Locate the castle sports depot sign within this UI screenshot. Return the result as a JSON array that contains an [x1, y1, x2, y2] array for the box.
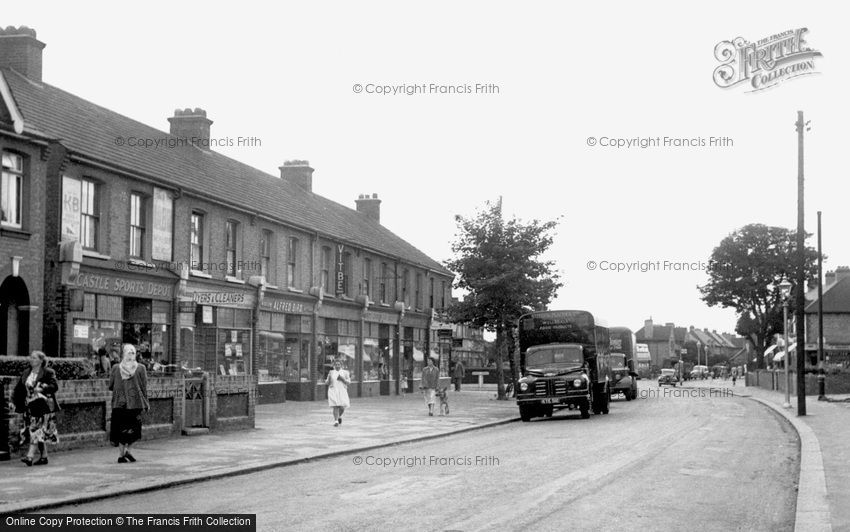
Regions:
[[713, 28, 822, 92], [69, 271, 173, 299]]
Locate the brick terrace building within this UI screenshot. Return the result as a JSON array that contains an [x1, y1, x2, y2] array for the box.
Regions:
[[0, 27, 454, 401], [804, 267, 850, 368]]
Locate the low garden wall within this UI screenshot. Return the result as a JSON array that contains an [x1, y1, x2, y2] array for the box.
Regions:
[[746, 369, 850, 395], [1, 373, 255, 457]]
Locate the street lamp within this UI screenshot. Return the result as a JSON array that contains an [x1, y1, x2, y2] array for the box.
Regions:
[[779, 280, 792, 408]]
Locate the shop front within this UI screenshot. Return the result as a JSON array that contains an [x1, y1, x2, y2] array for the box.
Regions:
[[400, 315, 431, 391], [65, 266, 176, 375], [363, 309, 399, 397], [178, 284, 255, 379], [256, 294, 314, 402]]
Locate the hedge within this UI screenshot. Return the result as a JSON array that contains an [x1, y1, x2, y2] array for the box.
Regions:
[[0, 356, 96, 380]]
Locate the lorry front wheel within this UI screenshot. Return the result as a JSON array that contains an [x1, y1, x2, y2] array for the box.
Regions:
[[519, 405, 533, 422], [580, 399, 590, 419], [601, 386, 610, 414]]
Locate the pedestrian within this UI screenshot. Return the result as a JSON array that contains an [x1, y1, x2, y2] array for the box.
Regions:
[[453, 360, 465, 392], [325, 358, 350, 427], [12, 351, 60, 466], [108, 344, 150, 463], [400, 371, 409, 396], [420, 357, 440, 416], [731, 366, 738, 386]]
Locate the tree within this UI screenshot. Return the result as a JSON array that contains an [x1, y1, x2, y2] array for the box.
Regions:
[[445, 199, 562, 399], [698, 224, 818, 369]]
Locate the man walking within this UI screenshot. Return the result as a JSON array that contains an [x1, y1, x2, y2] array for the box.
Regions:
[[453, 360, 465, 392], [420, 357, 440, 416]]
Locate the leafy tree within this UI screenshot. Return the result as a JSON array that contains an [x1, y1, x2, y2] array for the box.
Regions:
[[698, 224, 818, 369], [445, 199, 562, 399]]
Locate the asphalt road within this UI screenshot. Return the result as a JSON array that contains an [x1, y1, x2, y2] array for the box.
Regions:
[[48, 383, 799, 532]]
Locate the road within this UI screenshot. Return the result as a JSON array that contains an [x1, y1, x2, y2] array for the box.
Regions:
[[47, 382, 798, 531]]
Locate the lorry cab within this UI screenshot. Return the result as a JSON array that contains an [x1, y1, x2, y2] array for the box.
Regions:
[[609, 353, 638, 400], [516, 343, 597, 420]]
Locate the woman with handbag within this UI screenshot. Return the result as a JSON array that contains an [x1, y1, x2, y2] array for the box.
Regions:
[[325, 358, 350, 427], [12, 351, 60, 466], [108, 344, 150, 463]]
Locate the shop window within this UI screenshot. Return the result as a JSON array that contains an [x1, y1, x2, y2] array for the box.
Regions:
[[260, 229, 273, 284], [321, 246, 331, 294], [287, 237, 298, 288], [191, 212, 205, 271], [1, 151, 23, 228], [441, 280, 447, 309], [129, 193, 146, 258], [429, 277, 434, 309], [80, 179, 99, 250], [226, 220, 239, 277]]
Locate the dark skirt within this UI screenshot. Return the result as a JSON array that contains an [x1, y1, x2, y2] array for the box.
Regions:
[[110, 408, 143, 446]]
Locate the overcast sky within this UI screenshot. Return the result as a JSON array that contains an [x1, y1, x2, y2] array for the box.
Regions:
[[7, 2, 845, 336]]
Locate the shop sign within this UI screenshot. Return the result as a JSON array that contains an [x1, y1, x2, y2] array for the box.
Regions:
[[178, 301, 197, 313], [260, 298, 309, 314], [192, 292, 247, 305], [202, 305, 213, 324], [152, 187, 173, 261], [73, 324, 89, 339], [335, 244, 346, 296], [364, 310, 398, 325], [61, 176, 82, 241], [71, 271, 173, 298]]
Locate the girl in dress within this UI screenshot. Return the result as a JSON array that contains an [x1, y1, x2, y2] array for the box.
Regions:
[[325, 358, 351, 426]]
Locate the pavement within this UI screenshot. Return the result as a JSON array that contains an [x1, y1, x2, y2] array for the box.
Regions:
[[0, 388, 517, 514], [690, 378, 850, 532], [2, 379, 849, 532]]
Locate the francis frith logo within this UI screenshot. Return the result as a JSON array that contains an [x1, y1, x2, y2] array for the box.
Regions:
[[713, 28, 822, 92]]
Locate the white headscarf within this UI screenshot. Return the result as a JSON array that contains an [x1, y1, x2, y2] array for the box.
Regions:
[[119, 344, 138, 380]]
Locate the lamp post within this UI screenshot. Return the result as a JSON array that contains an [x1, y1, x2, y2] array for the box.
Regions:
[[780, 280, 792, 409]]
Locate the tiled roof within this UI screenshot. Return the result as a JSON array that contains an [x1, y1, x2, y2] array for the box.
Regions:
[[635, 325, 673, 343], [1, 68, 452, 276], [805, 276, 850, 313]]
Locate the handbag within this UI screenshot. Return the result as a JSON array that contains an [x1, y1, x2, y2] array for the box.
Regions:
[[26, 393, 51, 418]]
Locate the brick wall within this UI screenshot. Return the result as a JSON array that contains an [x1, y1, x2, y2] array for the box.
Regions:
[[806, 313, 850, 344], [746, 370, 850, 395], [2, 374, 256, 455]]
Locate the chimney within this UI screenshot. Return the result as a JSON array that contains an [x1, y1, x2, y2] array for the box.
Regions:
[[355, 193, 381, 223], [0, 26, 46, 83], [826, 270, 836, 287], [168, 108, 212, 150], [835, 266, 850, 282], [279, 160, 314, 192], [644, 318, 654, 339], [665, 322, 674, 328]]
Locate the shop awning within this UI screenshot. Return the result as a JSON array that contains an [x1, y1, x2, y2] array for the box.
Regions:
[[258, 331, 285, 341], [764, 344, 778, 356], [339, 344, 356, 359], [413, 347, 424, 362], [774, 343, 797, 362], [362, 352, 371, 362]]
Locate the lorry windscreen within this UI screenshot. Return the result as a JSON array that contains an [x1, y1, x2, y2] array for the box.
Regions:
[[526, 345, 583, 368]]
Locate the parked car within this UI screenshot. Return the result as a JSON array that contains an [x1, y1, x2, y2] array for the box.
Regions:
[[658, 368, 679, 387], [690, 365, 709, 380]]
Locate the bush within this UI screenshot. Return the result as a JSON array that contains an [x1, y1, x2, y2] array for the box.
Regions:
[[0, 356, 96, 380]]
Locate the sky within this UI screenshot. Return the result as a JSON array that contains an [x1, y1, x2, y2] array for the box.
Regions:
[[5, 1, 846, 336]]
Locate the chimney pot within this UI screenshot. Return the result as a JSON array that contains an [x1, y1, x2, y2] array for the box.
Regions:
[[355, 193, 382, 223], [0, 26, 46, 83], [280, 160, 314, 192], [168, 108, 213, 150]]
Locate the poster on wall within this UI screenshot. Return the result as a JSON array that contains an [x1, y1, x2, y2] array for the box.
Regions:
[[152, 187, 173, 261], [61, 175, 81, 241]]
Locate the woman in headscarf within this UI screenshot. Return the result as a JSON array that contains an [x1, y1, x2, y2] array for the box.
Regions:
[[108, 344, 150, 463], [325, 358, 350, 426], [12, 351, 60, 466]]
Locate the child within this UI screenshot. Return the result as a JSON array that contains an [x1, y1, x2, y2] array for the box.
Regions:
[[400, 372, 408, 396]]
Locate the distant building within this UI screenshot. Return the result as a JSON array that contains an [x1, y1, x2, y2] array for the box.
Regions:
[[804, 267, 850, 368]]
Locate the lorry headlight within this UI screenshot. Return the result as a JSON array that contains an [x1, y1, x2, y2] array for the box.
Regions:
[[572, 379, 582, 387], [520, 382, 529, 392]]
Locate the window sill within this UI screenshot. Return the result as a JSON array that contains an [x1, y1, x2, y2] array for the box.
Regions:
[[379, 302, 391, 308], [0, 227, 30, 239], [83, 250, 111, 261], [190, 270, 212, 279], [226, 276, 246, 284], [265, 284, 280, 290], [287, 287, 304, 293], [128, 258, 155, 269]]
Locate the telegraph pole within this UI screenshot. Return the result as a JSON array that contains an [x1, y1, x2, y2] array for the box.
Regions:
[[817, 211, 825, 400], [795, 111, 807, 416]]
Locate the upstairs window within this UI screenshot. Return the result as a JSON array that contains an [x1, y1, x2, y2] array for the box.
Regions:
[[0, 152, 23, 228], [287, 237, 298, 288], [190, 212, 205, 271], [129, 193, 146, 258], [80, 179, 99, 250], [226, 221, 239, 276]]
